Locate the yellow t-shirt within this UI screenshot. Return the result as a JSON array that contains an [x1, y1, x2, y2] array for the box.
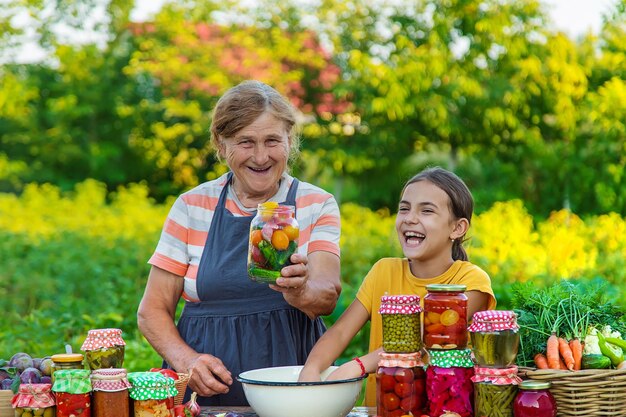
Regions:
[[355, 258, 497, 407]]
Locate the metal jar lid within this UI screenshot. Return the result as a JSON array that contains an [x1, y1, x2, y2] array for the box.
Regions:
[[426, 284, 467, 292], [519, 380, 551, 390]]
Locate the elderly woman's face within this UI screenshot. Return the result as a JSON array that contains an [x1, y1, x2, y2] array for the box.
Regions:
[[219, 111, 291, 204]]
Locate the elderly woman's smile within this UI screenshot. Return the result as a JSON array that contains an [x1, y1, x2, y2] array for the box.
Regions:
[[221, 111, 291, 207]]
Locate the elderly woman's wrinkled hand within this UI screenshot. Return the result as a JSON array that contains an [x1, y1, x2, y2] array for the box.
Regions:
[[186, 353, 233, 397], [270, 253, 308, 295]]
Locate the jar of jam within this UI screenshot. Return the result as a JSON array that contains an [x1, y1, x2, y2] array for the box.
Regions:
[[128, 372, 177, 417], [426, 348, 474, 417], [469, 310, 520, 367], [91, 368, 131, 417], [81, 328, 126, 370], [248, 202, 299, 284], [376, 352, 427, 417], [424, 284, 468, 349], [50, 353, 85, 383], [52, 369, 92, 417], [11, 383, 56, 417], [513, 380, 557, 417], [472, 366, 521, 417], [379, 295, 422, 353]]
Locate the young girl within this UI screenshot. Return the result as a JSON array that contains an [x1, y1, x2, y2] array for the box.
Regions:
[[298, 167, 496, 407]]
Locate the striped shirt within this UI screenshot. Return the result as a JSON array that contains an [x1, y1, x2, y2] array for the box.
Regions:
[[149, 172, 341, 302]]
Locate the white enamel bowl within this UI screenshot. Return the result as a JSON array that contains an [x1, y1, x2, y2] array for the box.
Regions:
[[237, 365, 366, 417]]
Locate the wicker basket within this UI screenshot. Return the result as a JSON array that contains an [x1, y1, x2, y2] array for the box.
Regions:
[[0, 390, 13, 417], [174, 372, 190, 405], [520, 368, 626, 416]]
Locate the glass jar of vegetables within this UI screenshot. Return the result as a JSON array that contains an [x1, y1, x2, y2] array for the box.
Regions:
[[376, 352, 427, 417], [247, 202, 299, 284], [11, 383, 56, 417], [472, 366, 521, 417], [128, 372, 177, 417], [424, 284, 468, 350], [91, 368, 131, 417], [513, 380, 557, 417], [81, 328, 126, 370], [469, 310, 520, 367], [426, 348, 475, 417], [379, 295, 422, 353], [52, 369, 92, 417], [50, 353, 85, 383]]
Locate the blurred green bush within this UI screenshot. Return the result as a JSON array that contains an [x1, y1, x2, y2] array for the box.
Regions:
[[1, 180, 625, 370]]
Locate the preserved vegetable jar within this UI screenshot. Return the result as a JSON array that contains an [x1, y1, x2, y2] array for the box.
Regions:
[[81, 328, 126, 370], [11, 383, 56, 417], [472, 366, 521, 417], [376, 352, 427, 417], [51, 353, 85, 383], [248, 202, 299, 284], [128, 372, 177, 417], [52, 369, 92, 417], [469, 310, 520, 367], [513, 381, 557, 417], [426, 349, 474, 417], [91, 368, 131, 417], [379, 295, 422, 353], [424, 284, 468, 349]]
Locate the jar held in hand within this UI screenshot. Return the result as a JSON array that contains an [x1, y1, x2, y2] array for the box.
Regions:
[[248, 202, 299, 284]]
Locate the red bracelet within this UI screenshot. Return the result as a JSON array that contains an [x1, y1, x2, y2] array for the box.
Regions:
[[353, 357, 366, 376]]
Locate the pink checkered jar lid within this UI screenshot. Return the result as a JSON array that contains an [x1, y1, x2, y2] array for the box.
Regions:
[[468, 310, 519, 332], [378, 295, 422, 314], [81, 328, 126, 350]]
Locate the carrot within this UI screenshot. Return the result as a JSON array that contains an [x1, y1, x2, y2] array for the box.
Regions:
[[558, 337, 575, 370], [546, 334, 560, 369], [558, 356, 568, 370], [569, 338, 583, 370], [534, 353, 549, 369]]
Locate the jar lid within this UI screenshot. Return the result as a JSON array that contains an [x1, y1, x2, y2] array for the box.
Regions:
[[471, 366, 522, 385], [428, 348, 474, 368], [378, 352, 424, 368], [468, 310, 519, 332], [379, 295, 422, 314], [520, 380, 551, 390], [51, 353, 84, 363], [81, 328, 126, 351], [52, 369, 92, 394], [12, 383, 55, 409], [91, 368, 132, 392], [128, 372, 178, 400], [426, 284, 467, 292]]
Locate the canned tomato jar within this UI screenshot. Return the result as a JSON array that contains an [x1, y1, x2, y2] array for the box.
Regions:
[[247, 202, 299, 284], [91, 368, 131, 417], [379, 295, 422, 353], [424, 284, 468, 349], [81, 328, 126, 370], [376, 352, 427, 417], [469, 310, 520, 367], [52, 369, 92, 417]]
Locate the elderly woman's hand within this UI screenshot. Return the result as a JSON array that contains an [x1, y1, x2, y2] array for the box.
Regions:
[[270, 253, 308, 294], [186, 353, 233, 397]]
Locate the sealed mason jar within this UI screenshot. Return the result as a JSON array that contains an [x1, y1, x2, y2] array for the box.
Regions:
[[424, 284, 468, 350], [247, 202, 299, 284], [52, 369, 92, 417], [376, 352, 427, 417], [11, 383, 56, 417], [469, 310, 520, 367], [513, 381, 557, 417], [81, 328, 126, 370], [50, 353, 85, 383], [426, 348, 475, 417], [472, 366, 521, 417], [91, 368, 131, 417], [128, 372, 177, 417], [379, 295, 422, 353]]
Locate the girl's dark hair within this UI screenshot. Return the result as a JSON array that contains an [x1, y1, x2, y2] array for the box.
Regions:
[[402, 166, 474, 261]]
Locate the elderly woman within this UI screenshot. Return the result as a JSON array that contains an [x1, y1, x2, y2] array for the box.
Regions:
[[137, 80, 342, 406]]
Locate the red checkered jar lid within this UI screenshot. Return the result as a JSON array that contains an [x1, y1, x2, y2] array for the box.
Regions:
[[378, 295, 422, 314], [378, 352, 424, 368], [81, 328, 126, 350], [471, 366, 522, 385], [91, 368, 131, 392], [12, 383, 55, 409], [468, 310, 519, 332]]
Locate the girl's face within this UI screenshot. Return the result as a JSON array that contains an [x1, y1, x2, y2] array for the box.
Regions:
[[395, 180, 466, 265], [218, 111, 291, 206]]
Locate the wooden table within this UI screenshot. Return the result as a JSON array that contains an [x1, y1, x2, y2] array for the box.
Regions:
[[201, 406, 376, 416]]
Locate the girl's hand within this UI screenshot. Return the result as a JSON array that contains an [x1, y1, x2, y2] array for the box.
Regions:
[[297, 366, 322, 382], [325, 361, 363, 381]]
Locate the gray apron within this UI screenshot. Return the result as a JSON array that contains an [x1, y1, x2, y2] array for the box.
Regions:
[[175, 172, 326, 406]]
